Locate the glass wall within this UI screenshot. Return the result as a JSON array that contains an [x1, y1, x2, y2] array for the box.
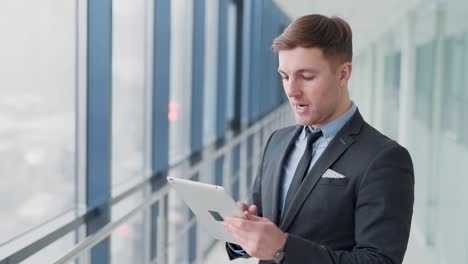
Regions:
[[111, 0, 151, 262], [0, 0, 291, 263], [169, 0, 194, 163], [410, 3, 437, 247], [435, 0, 468, 263], [382, 31, 401, 139], [226, 0, 238, 126], [354, 0, 468, 263], [111, 198, 146, 264], [203, 0, 220, 146], [0, 1, 77, 261], [111, 0, 148, 188], [350, 51, 374, 122], [168, 2, 196, 263]]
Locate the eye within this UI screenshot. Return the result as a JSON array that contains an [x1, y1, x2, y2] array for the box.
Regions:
[[280, 74, 289, 81], [302, 75, 314, 81]]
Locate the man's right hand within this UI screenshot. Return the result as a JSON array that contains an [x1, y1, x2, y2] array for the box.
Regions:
[[225, 202, 259, 257], [237, 202, 258, 216]]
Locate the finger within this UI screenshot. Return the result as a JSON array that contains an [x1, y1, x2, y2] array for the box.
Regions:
[[244, 213, 267, 222], [225, 217, 255, 231], [224, 221, 250, 243], [225, 223, 262, 258], [248, 205, 258, 216], [225, 221, 255, 240], [237, 202, 249, 212], [242, 211, 256, 221]]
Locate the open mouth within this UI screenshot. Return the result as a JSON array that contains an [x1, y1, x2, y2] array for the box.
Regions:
[[295, 104, 308, 111]]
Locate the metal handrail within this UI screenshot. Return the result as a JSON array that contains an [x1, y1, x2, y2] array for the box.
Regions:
[[54, 184, 171, 264]]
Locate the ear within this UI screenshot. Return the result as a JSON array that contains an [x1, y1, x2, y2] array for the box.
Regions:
[[338, 62, 352, 86]]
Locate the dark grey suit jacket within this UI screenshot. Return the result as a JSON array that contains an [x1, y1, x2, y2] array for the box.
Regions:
[[226, 110, 414, 264]]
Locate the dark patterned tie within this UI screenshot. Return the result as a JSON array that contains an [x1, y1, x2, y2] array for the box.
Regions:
[[282, 127, 323, 218]]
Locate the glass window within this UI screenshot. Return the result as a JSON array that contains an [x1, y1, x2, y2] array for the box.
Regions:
[[22, 233, 76, 264], [350, 52, 374, 120], [434, 1, 468, 263], [247, 135, 254, 190], [111, 195, 146, 264], [167, 190, 192, 264], [441, 36, 464, 137], [408, 4, 438, 248], [226, 1, 238, 125], [231, 145, 240, 202], [111, 0, 150, 262], [111, 0, 148, 187], [381, 31, 401, 139], [203, 0, 219, 146], [349, 55, 364, 104], [169, 0, 194, 163], [414, 41, 435, 128], [383, 51, 401, 138], [463, 31, 468, 148], [0, 0, 77, 258]]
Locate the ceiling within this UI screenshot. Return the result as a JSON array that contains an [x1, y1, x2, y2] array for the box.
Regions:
[[272, 0, 422, 54]]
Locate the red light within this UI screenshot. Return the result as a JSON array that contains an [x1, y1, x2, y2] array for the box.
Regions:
[[117, 224, 132, 237], [168, 100, 180, 121]]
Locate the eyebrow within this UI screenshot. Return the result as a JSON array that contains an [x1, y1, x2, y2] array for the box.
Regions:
[[277, 68, 319, 75]]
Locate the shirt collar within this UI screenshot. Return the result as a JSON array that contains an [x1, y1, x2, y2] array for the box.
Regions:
[[305, 102, 357, 141]]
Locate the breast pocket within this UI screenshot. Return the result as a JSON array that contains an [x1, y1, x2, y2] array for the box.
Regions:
[[317, 177, 349, 186]]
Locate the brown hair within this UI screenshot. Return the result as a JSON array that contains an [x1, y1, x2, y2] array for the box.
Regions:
[[272, 14, 353, 65]]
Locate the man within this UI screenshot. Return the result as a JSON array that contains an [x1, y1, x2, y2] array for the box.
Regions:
[[223, 14, 414, 264]]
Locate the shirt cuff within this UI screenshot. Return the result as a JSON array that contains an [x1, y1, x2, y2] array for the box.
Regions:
[[227, 243, 247, 256]]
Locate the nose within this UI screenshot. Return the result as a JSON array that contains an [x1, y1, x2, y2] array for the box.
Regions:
[[284, 79, 302, 98]]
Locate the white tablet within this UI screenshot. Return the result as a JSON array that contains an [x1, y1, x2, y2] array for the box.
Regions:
[[167, 176, 245, 244]]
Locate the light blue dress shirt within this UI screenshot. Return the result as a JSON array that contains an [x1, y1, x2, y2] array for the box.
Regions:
[[280, 102, 357, 212]]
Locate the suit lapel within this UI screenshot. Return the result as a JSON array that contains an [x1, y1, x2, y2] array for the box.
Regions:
[[279, 111, 364, 231], [269, 126, 303, 225]]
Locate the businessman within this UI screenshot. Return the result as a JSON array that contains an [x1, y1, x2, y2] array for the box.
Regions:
[[223, 14, 414, 264]]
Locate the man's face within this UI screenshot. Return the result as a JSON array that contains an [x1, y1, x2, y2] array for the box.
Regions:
[[278, 47, 351, 127]]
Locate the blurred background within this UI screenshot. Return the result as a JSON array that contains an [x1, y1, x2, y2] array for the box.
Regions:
[[0, 0, 466, 263]]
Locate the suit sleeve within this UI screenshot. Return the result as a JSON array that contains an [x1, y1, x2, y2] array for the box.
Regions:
[[282, 144, 415, 264], [225, 130, 277, 260]]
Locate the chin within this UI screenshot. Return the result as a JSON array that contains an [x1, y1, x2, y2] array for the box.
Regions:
[[294, 116, 314, 126], [295, 114, 324, 127]]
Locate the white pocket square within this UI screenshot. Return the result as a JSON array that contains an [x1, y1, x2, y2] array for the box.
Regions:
[[322, 169, 346, 179]]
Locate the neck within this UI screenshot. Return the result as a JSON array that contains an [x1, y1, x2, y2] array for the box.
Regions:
[[311, 98, 352, 129]]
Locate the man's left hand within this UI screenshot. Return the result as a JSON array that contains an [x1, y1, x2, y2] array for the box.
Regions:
[[223, 213, 287, 260]]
